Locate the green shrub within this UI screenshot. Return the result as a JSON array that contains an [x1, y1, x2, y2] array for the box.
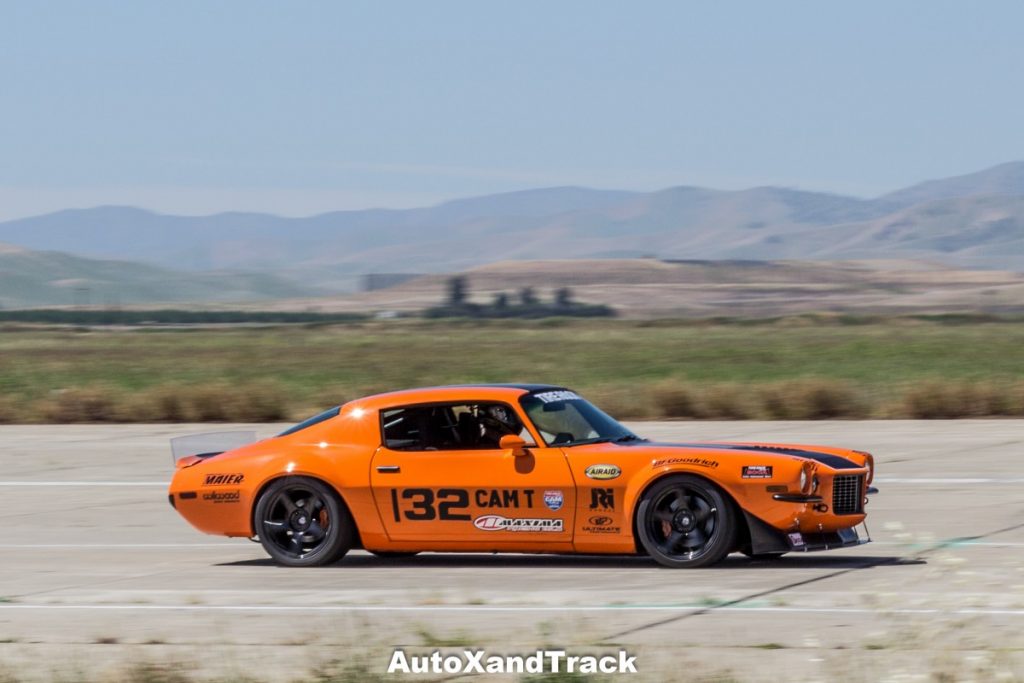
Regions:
[[651, 381, 700, 418], [38, 386, 121, 423], [758, 380, 868, 419], [695, 385, 755, 419], [0, 393, 23, 424]]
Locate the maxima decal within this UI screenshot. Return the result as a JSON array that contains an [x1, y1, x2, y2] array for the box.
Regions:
[[473, 515, 564, 532]]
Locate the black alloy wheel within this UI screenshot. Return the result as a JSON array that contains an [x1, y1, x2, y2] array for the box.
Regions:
[[254, 477, 353, 567], [636, 474, 737, 568]]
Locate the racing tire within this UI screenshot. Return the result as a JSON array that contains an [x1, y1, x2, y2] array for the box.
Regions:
[[254, 476, 354, 567], [636, 474, 738, 568]]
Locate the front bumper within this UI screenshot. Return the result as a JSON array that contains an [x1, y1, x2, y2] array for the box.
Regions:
[[742, 509, 871, 555], [785, 524, 870, 552]]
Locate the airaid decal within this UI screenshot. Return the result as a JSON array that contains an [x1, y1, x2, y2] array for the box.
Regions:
[[584, 464, 621, 480], [473, 515, 563, 532], [203, 473, 244, 486]]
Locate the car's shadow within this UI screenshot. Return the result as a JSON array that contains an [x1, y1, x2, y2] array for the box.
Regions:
[[216, 552, 924, 570]]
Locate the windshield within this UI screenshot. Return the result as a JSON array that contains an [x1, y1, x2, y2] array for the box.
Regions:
[[519, 390, 640, 446]]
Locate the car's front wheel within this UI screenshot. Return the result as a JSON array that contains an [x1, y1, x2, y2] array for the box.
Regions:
[[636, 474, 737, 568], [254, 477, 353, 567]]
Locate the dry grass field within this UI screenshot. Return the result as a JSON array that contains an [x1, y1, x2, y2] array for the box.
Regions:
[[1, 317, 1023, 423]]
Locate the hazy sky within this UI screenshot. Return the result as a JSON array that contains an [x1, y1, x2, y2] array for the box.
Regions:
[[2, 1, 1023, 220]]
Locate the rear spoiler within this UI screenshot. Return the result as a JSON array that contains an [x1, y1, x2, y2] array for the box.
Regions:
[[170, 431, 257, 467]]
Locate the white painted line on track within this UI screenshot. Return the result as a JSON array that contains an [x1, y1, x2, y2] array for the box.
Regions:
[[2, 604, 1023, 617], [873, 541, 1024, 547], [0, 481, 166, 486], [1, 541, 1021, 549], [876, 477, 1024, 484]]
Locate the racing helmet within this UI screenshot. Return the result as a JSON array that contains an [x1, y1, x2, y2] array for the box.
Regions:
[[481, 404, 520, 434]]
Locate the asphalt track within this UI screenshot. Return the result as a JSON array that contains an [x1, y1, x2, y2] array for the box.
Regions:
[[1, 421, 1023, 682]]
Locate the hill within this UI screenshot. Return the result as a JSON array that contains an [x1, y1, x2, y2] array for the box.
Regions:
[[1, 162, 1024, 300], [0, 246, 320, 308]]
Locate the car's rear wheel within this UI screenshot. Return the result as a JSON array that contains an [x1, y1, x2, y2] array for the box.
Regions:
[[636, 474, 737, 568], [254, 477, 353, 567]]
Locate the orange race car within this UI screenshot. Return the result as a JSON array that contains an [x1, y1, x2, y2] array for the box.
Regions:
[[168, 384, 877, 568]]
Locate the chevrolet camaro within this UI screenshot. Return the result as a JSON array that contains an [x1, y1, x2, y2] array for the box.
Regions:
[[168, 384, 876, 568]]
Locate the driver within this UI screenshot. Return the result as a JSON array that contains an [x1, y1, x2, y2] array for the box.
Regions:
[[478, 404, 522, 447]]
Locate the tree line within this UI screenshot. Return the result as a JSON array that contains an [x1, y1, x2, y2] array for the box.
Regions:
[[424, 277, 615, 318]]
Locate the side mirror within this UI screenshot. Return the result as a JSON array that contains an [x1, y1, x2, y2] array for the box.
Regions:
[[499, 434, 529, 457]]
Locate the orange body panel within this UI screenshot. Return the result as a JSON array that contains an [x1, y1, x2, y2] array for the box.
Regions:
[[168, 385, 873, 556]]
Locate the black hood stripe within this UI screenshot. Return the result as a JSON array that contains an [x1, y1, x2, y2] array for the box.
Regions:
[[627, 442, 861, 470]]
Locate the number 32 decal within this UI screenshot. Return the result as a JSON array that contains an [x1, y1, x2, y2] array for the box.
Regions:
[[390, 488, 471, 522]]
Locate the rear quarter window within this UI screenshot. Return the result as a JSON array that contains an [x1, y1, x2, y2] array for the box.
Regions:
[[277, 406, 341, 437]]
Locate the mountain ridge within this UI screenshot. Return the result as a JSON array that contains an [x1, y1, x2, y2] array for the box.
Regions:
[[1, 162, 1023, 302]]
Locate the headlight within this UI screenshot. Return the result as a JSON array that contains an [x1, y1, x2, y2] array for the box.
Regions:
[[799, 463, 816, 494], [855, 450, 875, 484]]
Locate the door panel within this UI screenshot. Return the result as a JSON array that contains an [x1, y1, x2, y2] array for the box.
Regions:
[[370, 446, 576, 545]]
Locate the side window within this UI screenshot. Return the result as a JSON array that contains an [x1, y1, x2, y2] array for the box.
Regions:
[[382, 402, 536, 451]]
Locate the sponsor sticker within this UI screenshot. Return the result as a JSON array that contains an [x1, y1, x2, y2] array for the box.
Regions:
[[473, 515, 563, 532], [788, 532, 805, 547], [589, 488, 615, 510], [652, 457, 719, 469], [533, 390, 581, 403], [543, 490, 564, 511], [742, 465, 773, 479], [203, 473, 244, 486], [474, 488, 533, 508], [202, 490, 240, 504], [582, 515, 621, 534], [585, 464, 621, 480]]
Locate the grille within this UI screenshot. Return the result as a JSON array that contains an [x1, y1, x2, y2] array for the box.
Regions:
[[832, 474, 863, 515]]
